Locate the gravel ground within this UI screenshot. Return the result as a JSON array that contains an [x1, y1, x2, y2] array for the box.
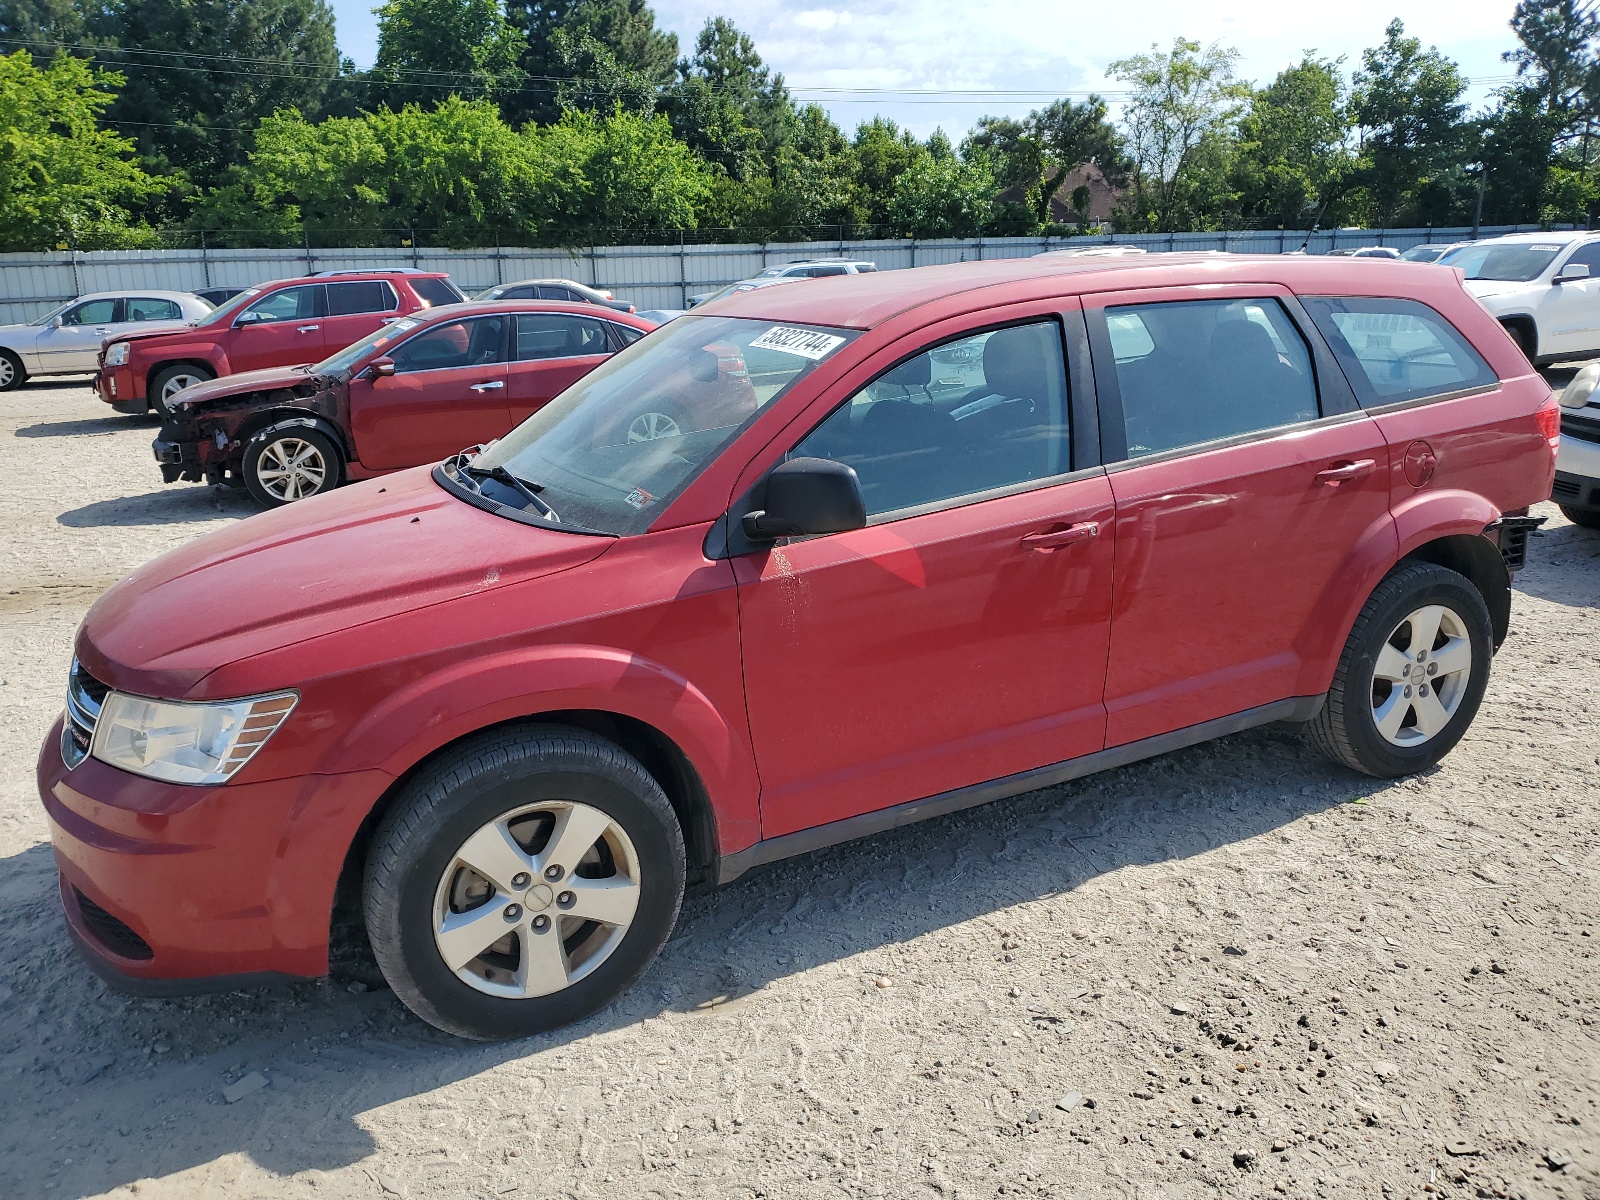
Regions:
[[0, 381, 1596, 1200]]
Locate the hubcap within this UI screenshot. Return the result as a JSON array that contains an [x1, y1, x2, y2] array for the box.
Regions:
[[627, 411, 681, 442], [432, 800, 641, 999], [1369, 604, 1473, 747], [0, 357, 13, 387], [160, 373, 202, 403], [255, 437, 328, 501]]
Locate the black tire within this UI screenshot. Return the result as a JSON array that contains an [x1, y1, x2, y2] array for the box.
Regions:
[[1307, 562, 1494, 777], [1501, 321, 1536, 363], [150, 363, 214, 413], [241, 426, 341, 507], [362, 725, 686, 1040], [0, 349, 25, 391], [1560, 504, 1600, 530]]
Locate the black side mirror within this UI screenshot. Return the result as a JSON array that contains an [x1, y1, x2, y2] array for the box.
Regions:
[[741, 457, 865, 541]]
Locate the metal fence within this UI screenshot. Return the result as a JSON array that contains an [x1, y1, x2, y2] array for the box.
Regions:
[[0, 224, 1573, 326]]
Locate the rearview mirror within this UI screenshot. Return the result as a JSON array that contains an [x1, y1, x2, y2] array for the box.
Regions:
[[1556, 262, 1592, 283], [1560, 363, 1599, 409], [741, 457, 865, 541], [369, 357, 396, 379]]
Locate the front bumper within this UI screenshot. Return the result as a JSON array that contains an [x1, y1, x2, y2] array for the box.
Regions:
[[1554, 425, 1600, 512], [95, 365, 140, 406], [153, 435, 204, 483], [37, 715, 393, 991]]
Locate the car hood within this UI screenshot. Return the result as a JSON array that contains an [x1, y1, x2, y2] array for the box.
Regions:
[[171, 364, 322, 408], [77, 467, 614, 697], [1463, 279, 1539, 302]]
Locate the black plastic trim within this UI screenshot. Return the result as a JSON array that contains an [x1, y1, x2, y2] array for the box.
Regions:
[[716, 694, 1326, 883]]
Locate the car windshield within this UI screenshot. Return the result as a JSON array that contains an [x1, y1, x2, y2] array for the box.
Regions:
[[457, 315, 857, 535], [311, 316, 424, 374], [1439, 243, 1565, 281], [193, 289, 262, 326], [1400, 246, 1446, 262]]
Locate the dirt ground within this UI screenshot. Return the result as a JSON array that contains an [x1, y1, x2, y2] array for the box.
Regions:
[[0, 380, 1596, 1200]]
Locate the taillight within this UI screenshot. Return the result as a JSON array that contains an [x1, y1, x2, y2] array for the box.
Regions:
[[1535, 397, 1561, 454]]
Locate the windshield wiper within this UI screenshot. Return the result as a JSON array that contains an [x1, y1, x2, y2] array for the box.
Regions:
[[461, 461, 560, 522]]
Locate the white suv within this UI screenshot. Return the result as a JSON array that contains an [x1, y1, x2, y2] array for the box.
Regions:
[[687, 259, 877, 307], [1440, 231, 1600, 364]]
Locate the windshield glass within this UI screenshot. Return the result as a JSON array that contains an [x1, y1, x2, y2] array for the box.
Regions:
[[461, 315, 857, 535], [194, 288, 261, 326], [1439, 242, 1565, 281], [312, 316, 423, 374], [1400, 246, 1446, 262]]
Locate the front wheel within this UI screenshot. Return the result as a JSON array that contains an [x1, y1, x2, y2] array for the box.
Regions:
[[363, 725, 686, 1040], [1307, 562, 1493, 777], [242, 426, 341, 506], [1560, 504, 1600, 530], [151, 364, 214, 412], [0, 349, 25, 391]]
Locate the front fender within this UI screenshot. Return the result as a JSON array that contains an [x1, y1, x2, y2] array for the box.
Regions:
[[316, 643, 761, 854]]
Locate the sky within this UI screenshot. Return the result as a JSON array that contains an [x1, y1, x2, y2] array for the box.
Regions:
[[328, 0, 1526, 137]]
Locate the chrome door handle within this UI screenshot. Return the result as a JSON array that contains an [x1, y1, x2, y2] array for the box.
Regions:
[[1021, 521, 1100, 551], [1315, 458, 1376, 485], [93, 327, 109, 334], [297, 324, 320, 333], [470, 381, 505, 391]]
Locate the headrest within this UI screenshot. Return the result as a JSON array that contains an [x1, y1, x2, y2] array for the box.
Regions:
[[1209, 320, 1278, 366], [881, 354, 931, 387], [982, 325, 1053, 400]]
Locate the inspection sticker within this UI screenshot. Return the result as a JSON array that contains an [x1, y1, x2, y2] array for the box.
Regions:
[[624, 486, 655, 510], [749, 326, 846, 360]]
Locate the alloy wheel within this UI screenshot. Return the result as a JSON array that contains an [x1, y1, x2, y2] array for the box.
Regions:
[[0, 357, 13, 388], [626, 411, 681, 442], [159, 372, 204, 404], [431, 800, 642, 1000], [254, 437, 328, 501], [1369, 604, 1473, 747]]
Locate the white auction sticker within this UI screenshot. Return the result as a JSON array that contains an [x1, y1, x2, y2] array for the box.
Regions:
[[749, 326, 846, 360], [1531, 244, 1563, 251]]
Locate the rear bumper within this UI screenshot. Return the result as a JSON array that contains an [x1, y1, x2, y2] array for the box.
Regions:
[[37, 715, 393, 990]]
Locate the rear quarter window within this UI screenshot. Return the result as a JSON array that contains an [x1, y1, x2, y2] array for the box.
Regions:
[[1302, 297, 1497, 407], [411, 277, 466, 307]]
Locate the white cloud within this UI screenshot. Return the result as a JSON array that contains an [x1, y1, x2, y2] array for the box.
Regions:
[[794, 10, 854, 31]]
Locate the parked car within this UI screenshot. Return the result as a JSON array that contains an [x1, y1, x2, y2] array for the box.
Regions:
[[687, 259, 876, 306], [474, 279, 635, 313], [94, 271, 467, 415], [1327, 246, 1402, 259], [40, 254, 1556, 1040], [1553, 363, 1600, 527], [689, 277, 803, 308], [1438, 231, 1600, 364], [154, 301, 653, 506], [0, 291, 211, 392], [1399, 242, 1473, 264], [192, 286, 248, 307], [635, 308, 685, 324]]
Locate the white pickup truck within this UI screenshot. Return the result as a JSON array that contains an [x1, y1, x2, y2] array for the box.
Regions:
[[1441, 231, 1600, 365]]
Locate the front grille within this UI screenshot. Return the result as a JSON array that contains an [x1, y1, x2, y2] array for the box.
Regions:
[[61, 658, 108, 770], [74, 889, 153, 960], [1560, 413, 1600, 444]]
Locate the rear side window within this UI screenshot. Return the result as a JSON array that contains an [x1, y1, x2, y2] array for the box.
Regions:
[[1301, 297, 1496, 406], [326, 280, 398, 316], [127, 297, 181, 321], [411, 277, 466, 307], [1101, 298, 1319, 458], [515, 313, 611, 360]]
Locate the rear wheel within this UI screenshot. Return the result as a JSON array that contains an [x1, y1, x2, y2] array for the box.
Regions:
[[151, 364, 214, 412], [1307, 562, 1493, 777], [1561, 504, 1600, 529], [0, 350, 25, 391], [363, 725, 685, 1040], [242, 426, 341, 506]]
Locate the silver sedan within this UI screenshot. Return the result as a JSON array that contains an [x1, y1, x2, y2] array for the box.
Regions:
[[0, 290, 213, 391]]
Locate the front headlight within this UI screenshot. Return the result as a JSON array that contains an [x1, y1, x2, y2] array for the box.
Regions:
[[104, 342, 130, 366], [91, 690, 298, 785]]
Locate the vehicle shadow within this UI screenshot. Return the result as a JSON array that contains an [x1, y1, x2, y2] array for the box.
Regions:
[[1514, 520, 1600, 610], [0, 721, 1389, 1197], [56, 487, 256, 528], [10, 377, 97, 394], [15, 414, 159, 438]]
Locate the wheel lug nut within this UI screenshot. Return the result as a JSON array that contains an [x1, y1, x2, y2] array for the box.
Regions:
[[557, 890, 575, 909], [1427, 663, 1437, 675], [1402, 664, 1411, 676], [1419, 684, 1429, 696], [532, 914, 550, 932], [544, 865, 564, 881], [1417, 651, 1426, 662], [1403, 685, 1413, 697], [503, 904, 522, 922], [511, 872, 531, 888]]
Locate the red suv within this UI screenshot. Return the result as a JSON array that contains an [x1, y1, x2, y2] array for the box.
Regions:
[[94, 270, 466, 414], [40, 256, 1557, 1039]]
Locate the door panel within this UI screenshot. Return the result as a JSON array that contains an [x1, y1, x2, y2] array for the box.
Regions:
[[506, 313, 613, 422], [225, 285, 327, 373], [36, 298, 120, 372]]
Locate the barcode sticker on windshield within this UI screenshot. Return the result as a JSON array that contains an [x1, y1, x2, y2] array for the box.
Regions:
[[1531, 244, 1563, 251], [749, 326, 846, 360]]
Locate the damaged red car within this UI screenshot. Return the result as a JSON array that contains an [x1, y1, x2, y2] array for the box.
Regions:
[[154, 301, 654, 506]]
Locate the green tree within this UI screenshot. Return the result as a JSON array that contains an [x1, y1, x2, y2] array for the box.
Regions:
[[852, 116, 923, 229], [504, 0, 677, 126], [886, 130, 997, 237], [1229, 56, 1355, 229], [0, 50, 168, 250], [665, 17, 794, 170], [0, 0, 88, 49], [541, 104, 712, 239], [1108, 38, 1247, 231], [965, 97, 1124, 229], [1350, 19, 1472, 226], [373, 0, 526, 111]]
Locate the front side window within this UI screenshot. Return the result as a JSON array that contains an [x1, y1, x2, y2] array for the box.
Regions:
[[1438, 242, 1565, 282], [65, 299, 118, 325], [791, 320, 1070, 519], [515, 313, 611, 360], [127, 297, 181, 321], [391, 316, 507, 373], [243, 285, 323, 323], [1301, 297, 1496, 406], [464, 315, 856, 535], [1563, 241, 1600, 273], [1103, 298, 1319, 458], [326, 280, 398, 316]]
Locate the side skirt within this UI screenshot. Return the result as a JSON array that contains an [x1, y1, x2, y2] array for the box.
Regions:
[[715, 694, 1326, 885]]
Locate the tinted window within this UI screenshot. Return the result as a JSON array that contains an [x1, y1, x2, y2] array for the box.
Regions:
[[792, 320, 1070, 519], [515, 313, 611, 360], [496, 286, 536, 300], [64, 299, 118, 325], [244, 285, 323, 322], [326, 280, 398, 316], [809, 265, 850, 277], [1302, 297, 1497, 406], [1103, 298, 1319, 458], [612, 323, 644, 346], [1438, 242, 1564, 282], [411, 277, 465, 307], [1564, 242, 1600, 272], [127, 297, 182, 321], [391, 317, 507, 373]]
